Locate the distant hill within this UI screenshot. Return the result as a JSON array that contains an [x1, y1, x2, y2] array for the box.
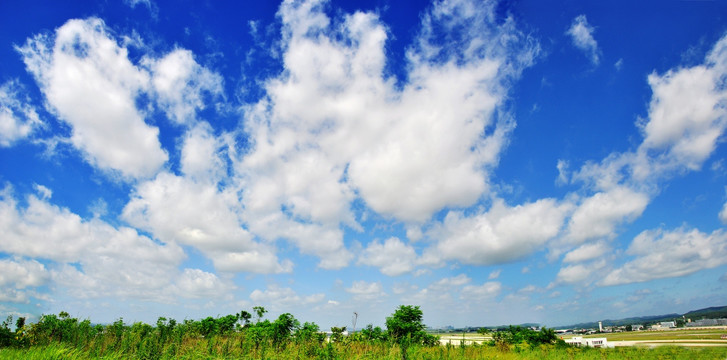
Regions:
[[683, 306, 727, 320], [555, 305, 727, 330]]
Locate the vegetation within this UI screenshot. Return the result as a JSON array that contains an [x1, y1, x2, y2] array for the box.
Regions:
[[1, 306, 726, 359]]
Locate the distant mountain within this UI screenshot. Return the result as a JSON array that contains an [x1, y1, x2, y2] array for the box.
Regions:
[[683, 306, 727, 320], [555, 305, 727, 330]]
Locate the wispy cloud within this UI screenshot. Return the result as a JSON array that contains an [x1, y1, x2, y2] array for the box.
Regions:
[[566, 15, 601, 66]]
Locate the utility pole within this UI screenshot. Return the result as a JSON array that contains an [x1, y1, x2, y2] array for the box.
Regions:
[[352, 312, 358, 333]]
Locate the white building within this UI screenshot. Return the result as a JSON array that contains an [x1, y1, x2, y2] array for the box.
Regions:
[[564, 336, 611, 348]]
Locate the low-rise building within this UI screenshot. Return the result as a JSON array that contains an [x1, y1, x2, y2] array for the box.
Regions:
[[564, 336, 611, 348]]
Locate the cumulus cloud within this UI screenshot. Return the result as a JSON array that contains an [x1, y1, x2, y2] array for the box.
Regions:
[[565, 187, 649, 244], [18, 18, 168, 179], [345, 280, 386, 300], [0, 80, 43, 147], [428, 198, 570, 265], [720, 199, 727, 224], [0, 185, 192, 301], [358, 237, 418, 276], [0, 258, 49, 303], [146, 49, 223, 126], [234, 0, 537, 270], [601, 227, 727, 286], [566, 15, 600, 65], [250, 284, 325, 311], [460, 281, 502, 300], [635, 36, 727, 177], [573, 33, 727, 189], [122, 172, 292, 274], [563, 241, 609, 263]]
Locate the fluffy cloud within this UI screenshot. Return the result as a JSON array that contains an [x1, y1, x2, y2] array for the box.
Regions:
[[460, 281, 502, 300], [635, 35, 727, 176], [566, 15, 600, 65], [429, 198, 570, 265], [146, 49, 223, 126], [18, 18, 168, 179], [0, 80, 43, 147], [565, 187, 648, 244], [720, 199, 727, 224], [573, 33, 727, 189], [345, 280, 385, 300], [249, 284, 325, 311], [174, 268, 234, 299], [0, 185, 190, 301], [0, 258, 49, 303], [122, 172, 291, 274], [601, 227, 727, 286], [235, 0, 536, 270], [358, 237, 417, 276], [563, 241, 609, 263]]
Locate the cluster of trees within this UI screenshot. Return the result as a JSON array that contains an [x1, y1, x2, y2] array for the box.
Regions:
[[480, 325, 563, 351]]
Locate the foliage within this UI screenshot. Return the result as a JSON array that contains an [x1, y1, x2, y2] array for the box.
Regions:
[[385, 305, 439, 347], [1, 306, 726, 359]]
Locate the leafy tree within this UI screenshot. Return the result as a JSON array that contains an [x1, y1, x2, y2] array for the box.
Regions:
[[272, 313, 299, 347], [385, 305, 438, 346], [330, 326, 346, 343], [238, 310, 252, 328], [253, 306, 267, 323], [360, 324, 386, 342]]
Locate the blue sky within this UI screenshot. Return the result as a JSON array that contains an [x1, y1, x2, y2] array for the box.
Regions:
[[1, 0, 726, 330]]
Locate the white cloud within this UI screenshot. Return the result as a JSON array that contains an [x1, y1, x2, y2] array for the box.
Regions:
[[122, 172, 292, 274], [636, 36, 727, 176], [720, 199, 727, 224], [601, 227, 727, 286], [460, 281, 502, 300], [345, 280, 385, 300], [563, 241, 608, 263], [429, 198, 570, 265], [174, 268, 234, 299], [565, 187, 649, 244], [180, 122, 227, 181], [358, 237, 417, 276], [0, 185, 188, 301], [18, 18, 167, 179], [566, 15, 600, 65], [430, 274, 471, 289], [249, 284, 325, 312], [488, 269, 501, 279], [146, 49, 223, 126], [238, 0, 538, 264], [0, 258, 50, 303], [0, 80, 43, 147], [235, 0, 537, 270]]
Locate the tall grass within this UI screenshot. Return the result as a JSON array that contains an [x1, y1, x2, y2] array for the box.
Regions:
[[1, 312, 726, 359]]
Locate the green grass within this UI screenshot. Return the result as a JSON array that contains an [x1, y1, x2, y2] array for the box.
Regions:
[[579, 328, 727, 342], [2, 342, 727, 360]]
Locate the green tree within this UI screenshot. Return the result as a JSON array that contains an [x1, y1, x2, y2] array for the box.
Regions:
[[238, 310, 252, 328], [253, 306, 267, 323], [330, 326, 346, 343], [386, 305, 424, 341], [385, 305, 438, 346]]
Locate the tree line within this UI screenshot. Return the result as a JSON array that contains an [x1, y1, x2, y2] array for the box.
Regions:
[[0, 305, 569, 359]]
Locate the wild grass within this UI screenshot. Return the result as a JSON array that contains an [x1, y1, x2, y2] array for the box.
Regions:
[[2, 342, 727, 360], [1, 312, 726, 359]]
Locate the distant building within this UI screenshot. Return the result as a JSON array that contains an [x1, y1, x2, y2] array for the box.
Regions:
[[598, 321, 602, 332], [564, 336, 611, 348], [650, 321, 676, 331], [631, 324, 643, 331], [685, 318, 727, 327]]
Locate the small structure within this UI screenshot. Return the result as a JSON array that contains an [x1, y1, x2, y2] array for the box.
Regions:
[[631, 324, 643, 331], [565, 336, 610, 348]]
